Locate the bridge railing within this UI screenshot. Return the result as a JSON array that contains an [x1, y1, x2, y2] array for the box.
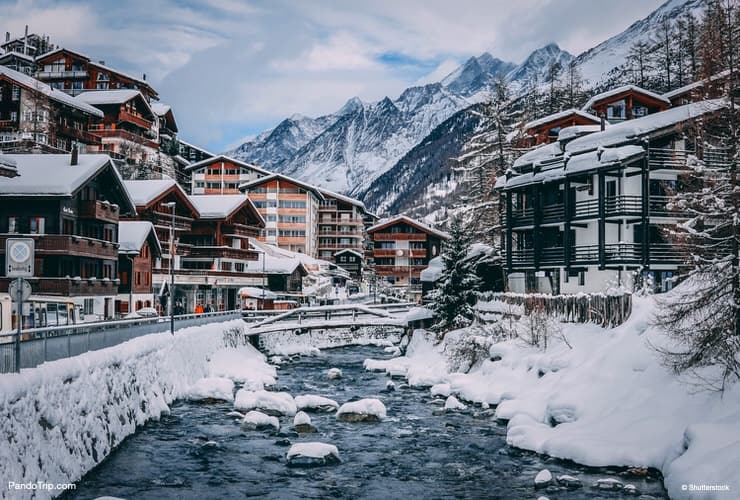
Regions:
[[0, 310, 241, 374]]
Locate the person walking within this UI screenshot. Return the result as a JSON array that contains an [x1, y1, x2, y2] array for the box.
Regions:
[[195, 303, 204, 315]]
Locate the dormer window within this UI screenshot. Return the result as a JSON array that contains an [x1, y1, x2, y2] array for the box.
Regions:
[[97, 72, 109, 81]]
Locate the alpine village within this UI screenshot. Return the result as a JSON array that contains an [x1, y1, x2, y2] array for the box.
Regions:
[[1, 0, 740, 499]]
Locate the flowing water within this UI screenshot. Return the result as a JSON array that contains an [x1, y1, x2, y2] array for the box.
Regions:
[[68, 345, 667, 499]]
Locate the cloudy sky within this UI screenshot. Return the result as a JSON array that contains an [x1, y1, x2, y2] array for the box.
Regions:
[[2, 0, 665, 152]]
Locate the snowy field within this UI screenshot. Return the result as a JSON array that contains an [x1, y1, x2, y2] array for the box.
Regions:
[[365, 296, 740, 499], [0, 319, 273, 500]]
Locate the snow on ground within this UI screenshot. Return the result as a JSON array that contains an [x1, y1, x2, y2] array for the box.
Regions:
[[0, 319, 247, 499], [184, 377, 235, 402], [208, 345, 277, 390], [336, 399, 387, 420], [364, 296, 740, 499], [234, 390, 297, 416]]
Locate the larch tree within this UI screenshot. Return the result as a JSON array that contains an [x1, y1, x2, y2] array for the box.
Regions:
[[627, 40, 654, 87], [656, 0, 740, 390], [564, 60, 587, 109], [429, 217, 482, 336]]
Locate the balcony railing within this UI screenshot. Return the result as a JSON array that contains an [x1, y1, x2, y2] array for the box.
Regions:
[[0, 234, 118, 260], [37, 70, 89, 79], [318, 218, 365, 225], [185, 246, 259, 260], [373, 249, 427, 258], [119, 110, 153, 130], [375, 265, 428, 274], [372, 233, 427, 241], [56, 124, 102, 146], [78, 200, 120, 223], [0, 277, 116, 297], [508, 243, 686, 268]]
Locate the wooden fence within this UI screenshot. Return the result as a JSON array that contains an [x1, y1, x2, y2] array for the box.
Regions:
[[476, 292, 632, 328]]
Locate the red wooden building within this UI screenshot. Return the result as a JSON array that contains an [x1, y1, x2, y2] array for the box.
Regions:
[[582, 85, 670, 122]]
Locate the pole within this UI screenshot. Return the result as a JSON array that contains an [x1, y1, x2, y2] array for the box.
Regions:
[[126, 255, 134, 315], [170, 205, 175, 335], [261, 250, 265, 310], [15, 278, 22, 373]]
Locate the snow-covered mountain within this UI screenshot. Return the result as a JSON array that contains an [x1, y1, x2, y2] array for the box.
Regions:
[[228, 0, 704, 214]]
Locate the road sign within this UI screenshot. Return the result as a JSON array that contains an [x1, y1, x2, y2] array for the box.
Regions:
[[5, 238, 34, 277], [9, 279, 32, 302]]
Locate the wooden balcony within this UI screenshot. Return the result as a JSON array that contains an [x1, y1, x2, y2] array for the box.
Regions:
[[0, 276, 116, 297], [373, 249, 427, 258], [0, 234, 118, 260], [375, 265, 428, 275], [507, 243, 686, 268], [79, 200, 120, 223], [119, 110, 153, 129], [186, 246, 259, 260], [318, 218, 365, 225], [372, 233, 427, 241], [87, 126, 159, 149], [57, 124, 102, 146]]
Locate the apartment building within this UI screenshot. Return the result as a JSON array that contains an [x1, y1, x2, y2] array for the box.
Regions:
[[316, 188, 371, 264], [239, 173, 323, 256], [367, 215, 448, 302], [497, 99, 730, 294], [186, 155, 269, 195]]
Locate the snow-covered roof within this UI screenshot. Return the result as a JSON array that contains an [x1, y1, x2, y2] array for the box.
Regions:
[[249, 238, 327, 274], [662, 70, 731, 100], [557, 124, 605, 142], [238, 287, 278, 299], [188, 194, 265, 225], [75, 89, 153, 118], [184, 154, 270, 175], [368, 215, 450, 240], [335, 248, 364, 258], [88, 60, 154, 90], [512, 141, 563, 169], [0, 154, 130, 202], [524, 109, 602, 131], [0, 66, 103, 117], [0, 154, 18, 176], [122, 178, 196, 216], [239, 173, 325, 200], [0, 51, 35, 63], [318, 187, 367, 211], [566, 99, 729, 154], [178, 138, 215, 157], [118, 220, 161, 255], [582, 85, 671, 111], [150, 102, 171, 116]]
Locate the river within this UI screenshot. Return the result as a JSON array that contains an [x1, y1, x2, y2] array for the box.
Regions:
[[68, 345, 667, 499]]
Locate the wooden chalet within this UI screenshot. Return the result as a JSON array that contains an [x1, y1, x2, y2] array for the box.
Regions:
[[76, 89, 159, 162], [0, 65, 104, 153], [367, 215, 449, 303], [582, 85, 670, 122], [0, 153, 136, 323], [520, 109, 603, 147], [34, 48, 158, 100], [117, 220, 162, 315]]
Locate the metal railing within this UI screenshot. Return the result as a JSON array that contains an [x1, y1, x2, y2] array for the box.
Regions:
[[0, 310, 241, 374]]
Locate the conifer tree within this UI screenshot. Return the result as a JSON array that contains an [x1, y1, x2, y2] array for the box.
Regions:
[[429, 217, 482, 335]]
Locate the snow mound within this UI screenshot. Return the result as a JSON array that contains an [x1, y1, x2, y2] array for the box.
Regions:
[[241, 410, 279, 430], [286, 442, 341, 467], [184, 377, 235, 402], [337, 398, 387, 422], [208, 345, 277, 390], [535, 469, 552, 488], [293, 411, 311, 426], [444, 395, 467, 411], [234, 390, 297, 416], [295, 395, 339, 412], [431, 383, 451, 397], [327, 368, 343, 380]]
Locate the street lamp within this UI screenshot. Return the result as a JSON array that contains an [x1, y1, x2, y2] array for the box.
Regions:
[[162, 201, 176, 334]]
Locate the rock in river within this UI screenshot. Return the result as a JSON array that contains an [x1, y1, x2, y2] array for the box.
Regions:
[[286, 442, 341, 467], [336, 398, 386, 422]]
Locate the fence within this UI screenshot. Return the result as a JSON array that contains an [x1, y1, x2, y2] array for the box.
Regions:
[[476, 292, 632, 328], [0, 310, 241, 374]]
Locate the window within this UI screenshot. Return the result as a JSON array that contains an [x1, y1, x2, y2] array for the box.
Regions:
[[83, 299, 94, 314], [279, 215, 306, 223], [579, 271, 585, 286], [279, 230, 306, 237], [11, 85, 20, 101], [97, 72, 109, 81], [265, 214, 277, 222], [30, 217, 45, 234], [278, 200, 306, 209], [96, 82, 108, 90], [8, 216, 18, 233], [254, 200, 277, 208], [10, 111, 16, 122], [72, 81, 83, 90], [339, 256, 347, 263], [376, 241, 395, 249], [235, 262, 244, 272]]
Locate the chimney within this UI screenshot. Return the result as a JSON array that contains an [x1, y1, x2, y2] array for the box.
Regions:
[[98, 60, 105, 65], [5, 32, 9, 43], [600, 112, 606, 132], [70, 143, 79, 166], [142, 73, 146, 81], [23, 25, 28, 55]]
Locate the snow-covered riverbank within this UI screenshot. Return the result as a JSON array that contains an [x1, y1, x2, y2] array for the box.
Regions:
[[0, 319, 271, 500], [366, 296, 740, 499]]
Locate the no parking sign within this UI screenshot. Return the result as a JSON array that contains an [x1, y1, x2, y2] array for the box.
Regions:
[[5, 238, 34, 277]]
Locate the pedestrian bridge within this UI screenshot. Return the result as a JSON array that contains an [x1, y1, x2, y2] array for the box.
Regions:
[[241, 303, 422, 337]]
